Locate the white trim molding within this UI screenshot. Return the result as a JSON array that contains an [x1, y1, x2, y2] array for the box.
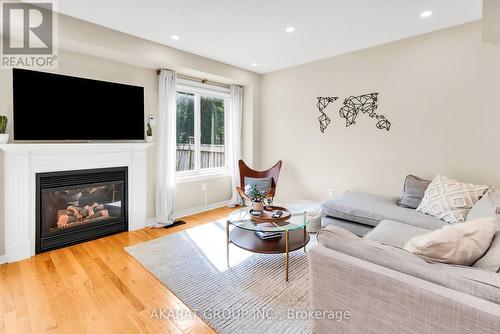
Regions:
[[176, 168, 231, 183], [0, 143, 153, 263], [146, 200, 230, 226], [172, 200, 230, 219], [177, 78, 231, 97], [174, 81, 232, 183]]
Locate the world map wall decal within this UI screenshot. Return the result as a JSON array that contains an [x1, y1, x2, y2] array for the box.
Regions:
[[316, 92, 391, 133], [316, 97, 339, 133]]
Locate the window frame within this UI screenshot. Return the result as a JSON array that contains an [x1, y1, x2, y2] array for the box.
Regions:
[[175, 79, 231, 183]]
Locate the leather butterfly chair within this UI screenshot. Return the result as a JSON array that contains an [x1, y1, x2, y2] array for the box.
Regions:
[[236, 160, 283, 203]]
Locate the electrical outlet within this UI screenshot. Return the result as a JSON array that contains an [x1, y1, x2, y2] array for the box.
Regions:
[[201, 183, 208, 206], [328, 188, 335, 199]]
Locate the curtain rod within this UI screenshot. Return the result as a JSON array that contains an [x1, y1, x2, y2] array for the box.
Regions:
[[156, 70, 231, 89]]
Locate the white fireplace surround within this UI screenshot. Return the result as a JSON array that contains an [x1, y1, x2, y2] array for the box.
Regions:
[[0, 143, 153, 263]]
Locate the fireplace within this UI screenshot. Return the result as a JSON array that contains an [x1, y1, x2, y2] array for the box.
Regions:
[[36, 167, 128, 253]]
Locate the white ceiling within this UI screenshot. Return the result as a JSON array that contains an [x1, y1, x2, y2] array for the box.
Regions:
[[56, 0, 483, 73]]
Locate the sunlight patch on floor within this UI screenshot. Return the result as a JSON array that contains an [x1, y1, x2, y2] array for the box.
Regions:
[[185, 219, 252, 272]]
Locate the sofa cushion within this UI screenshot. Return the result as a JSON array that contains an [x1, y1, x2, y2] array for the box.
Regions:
[[398, 175, 431, 209], [364, 220, 432, 248], [416, 175, 489, 224], [320, 191, 445, 230], [317, 225, 500, 305], [404, 217, 498, 265]]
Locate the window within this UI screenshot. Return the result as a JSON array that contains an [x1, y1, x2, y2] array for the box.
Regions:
[[176, 80, 229, 180], [176, 92, 195, 171]]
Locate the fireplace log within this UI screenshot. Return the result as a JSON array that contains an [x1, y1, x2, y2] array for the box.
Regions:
[[86, 209, 109, 219], [58, 202, 111, 227], [82, 203, 106, 217], [83, 205, 95, 217], [67, 205, 83, 218], [57, 210, 78, 227]]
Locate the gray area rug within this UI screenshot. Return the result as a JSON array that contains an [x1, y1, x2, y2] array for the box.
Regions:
[[125, 220, 316, 334]]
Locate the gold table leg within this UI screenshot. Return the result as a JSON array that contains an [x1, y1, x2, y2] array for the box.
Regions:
[[285, 229, 289, 282], [226, 220, 230, 267], [304, 226, 307, 253]]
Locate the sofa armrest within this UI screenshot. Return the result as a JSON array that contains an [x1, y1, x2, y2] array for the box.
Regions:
[[315, 225, 500, 305], [309, 245, 500, 334], [318, 225, 361, 239]]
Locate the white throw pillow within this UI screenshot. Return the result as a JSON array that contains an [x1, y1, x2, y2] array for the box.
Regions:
[[404, 217, 497, 265], [416, 174, 489, 223]]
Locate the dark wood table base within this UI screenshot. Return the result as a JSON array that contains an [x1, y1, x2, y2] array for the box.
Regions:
[[226, 223, 310, 282]]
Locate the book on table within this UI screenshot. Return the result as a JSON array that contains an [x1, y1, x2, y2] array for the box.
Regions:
[[255, 222, 282, 240]]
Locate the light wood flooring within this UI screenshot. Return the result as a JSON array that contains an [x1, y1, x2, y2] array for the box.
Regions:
[[0, 207, 235, 334]]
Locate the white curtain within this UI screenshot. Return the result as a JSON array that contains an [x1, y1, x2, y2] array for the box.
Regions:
[[227, 85, 243, 207], [155, 69, 177, 226]]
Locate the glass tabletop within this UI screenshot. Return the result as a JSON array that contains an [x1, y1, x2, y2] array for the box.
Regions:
[[227, 207, 308, 232]]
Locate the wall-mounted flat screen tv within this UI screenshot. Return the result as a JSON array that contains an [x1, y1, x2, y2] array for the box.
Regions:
[[13, 68, 145, 141]]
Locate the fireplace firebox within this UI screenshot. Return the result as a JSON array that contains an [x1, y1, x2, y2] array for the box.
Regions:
[[36, 167, 128, 253]]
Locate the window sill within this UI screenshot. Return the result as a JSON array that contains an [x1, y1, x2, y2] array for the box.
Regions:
[[176, 169, 231, 184]]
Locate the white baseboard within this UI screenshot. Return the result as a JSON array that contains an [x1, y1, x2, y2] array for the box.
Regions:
[[0, 255, 7, 264], [172, 200, 229, 219], [145, 200, 230, 226]]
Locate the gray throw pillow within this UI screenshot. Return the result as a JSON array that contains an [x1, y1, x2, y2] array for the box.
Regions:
[[468, 189, 500, 272], [398, 175, 431, 209], [466, 189, 500, 225], [473, 230, 500, 272], [244, 177, 272, 195]]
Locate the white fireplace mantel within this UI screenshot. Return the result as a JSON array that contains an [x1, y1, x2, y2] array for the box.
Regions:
[[0, 143, 154, 263]]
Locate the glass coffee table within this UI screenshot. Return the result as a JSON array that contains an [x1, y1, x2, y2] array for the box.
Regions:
[[226, 207, 310, 282]]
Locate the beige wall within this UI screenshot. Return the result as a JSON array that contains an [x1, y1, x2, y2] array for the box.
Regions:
[[0, 49, 161, 220], [261, 22, 500, 203], [0, 13, 262, 222], [483, 0, 500, 46], [55, 14, 262, 169], [2, 11, 499, 231]]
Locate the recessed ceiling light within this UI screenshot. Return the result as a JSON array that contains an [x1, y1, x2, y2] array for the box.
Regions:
[[251, 63, 258, 67], [170, 35, 180, 40], [420, 11, 433, 18], [285, 26, 295, 33]]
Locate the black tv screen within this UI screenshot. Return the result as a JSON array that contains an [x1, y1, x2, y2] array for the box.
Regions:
[[13, 69, 145, 141]]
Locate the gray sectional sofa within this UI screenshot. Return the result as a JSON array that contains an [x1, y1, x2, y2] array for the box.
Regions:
[[320, 191, 446, 236], [310, 190, 500, 333]]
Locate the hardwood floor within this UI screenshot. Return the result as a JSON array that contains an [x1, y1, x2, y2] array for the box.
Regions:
[[0, 207, 235, 334]]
